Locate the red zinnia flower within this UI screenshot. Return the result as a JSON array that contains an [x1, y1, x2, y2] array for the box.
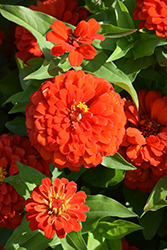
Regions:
[[0, 30, 5, 46], [14, 0, 90, 63], [119, 90, 167, 192], [25, 177, 89, 239], [0, 133, 51, 228], [46, 18, 105, 66], [25, 70, 126, 171], [133, 0, 167, 37], [122, 237, 139, 250]]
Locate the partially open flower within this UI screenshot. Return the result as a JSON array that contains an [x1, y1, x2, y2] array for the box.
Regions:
[[25, 70, 126, 171], [14, 0, 90, 63], [25, 177, 89, 239], [46, 18, 105, 66], [0, 134, 51, 228], [119, 90, 167, 192], [133, 0, 167, 37]]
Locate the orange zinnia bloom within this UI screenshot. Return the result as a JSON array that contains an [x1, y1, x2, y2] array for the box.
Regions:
[[133, 0, 167, 37], [119, 90, 167, 192], [14, 0, 89, 63], [25, 177, 89, 239], [46, 18, 105, 66], [25, 70, 126, 171], [0, 30, 5, 46], [0, 134, 51, 228]]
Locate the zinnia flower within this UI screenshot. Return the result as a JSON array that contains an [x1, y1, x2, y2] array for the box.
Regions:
[[46, 18, 105, 66], [0, 30, 5, 46], [14, 0, 89, 63], [25, 70, 126, 171], [122, 237, 139, 250], [133, 0, 167, 37], [0, 133, 51, 228], [119, 90, 167, 192], [25, 177, 89, 239]]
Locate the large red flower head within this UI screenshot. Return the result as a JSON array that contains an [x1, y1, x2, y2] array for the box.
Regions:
[[133, 0, 167, 37], [119, 90, 167, 192], [0, 133, 51, 229], [25, 70, 126, 171], [14, 0, 89, 63], [25, 177, 89, 239], [0, 30, 5, 46], [46, 18, 105, 66]]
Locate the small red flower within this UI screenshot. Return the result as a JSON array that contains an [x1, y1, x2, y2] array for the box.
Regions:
[[0, 133, 51, 228], [46, 18, 105, 66], [14, 0, 89, 63], [133, 0, 167, 37], [0, 30, 5, 46], [25, 177, 89, 239], [25, 70, 126, 171], [119, 90, 167, 192]]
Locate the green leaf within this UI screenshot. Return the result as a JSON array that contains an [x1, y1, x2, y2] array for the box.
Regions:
[[0, 228, 14, 247], [82, 52, 139, 109], [139, 209, 164, 240], [4, 217, 60, 250], [115, 0, 135, 29], [96, 220, 142, 240], [5, 117, 27, 136], [82, 165, 125, 188], [99, 23, 136, 38], [87, 231, 105, 250], [64, 231, 88, 250], [143, 176, 167, 213], [3, 91, 24, 105], [0, 5, 54, 60], [17, 162, 48, 192], [106, 37, 135, 62], [133, 32, 167, 60], [82, 194, 137, 233], [4, 174, 30, 199], [102, 153, 136, 171]]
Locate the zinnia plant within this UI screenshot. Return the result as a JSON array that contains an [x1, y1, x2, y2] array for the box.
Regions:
[[25, 70, 126, 171], [25, 177, 89, 239], [46, 18, 105, 66]]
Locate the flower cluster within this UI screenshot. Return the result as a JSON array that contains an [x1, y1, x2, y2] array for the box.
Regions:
[[25, 70, 126, 171], [14, 0, 89, 63], [0, 30, 5, 46], [25, 177, 89, 239], [133, 0, 167, 37], [46, 18, 105, 66], [0, 133, 51, 228], [119, 90, 167, 192]]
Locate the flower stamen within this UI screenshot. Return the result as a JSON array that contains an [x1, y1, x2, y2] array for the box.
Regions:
[[0, 166, 7, 185]]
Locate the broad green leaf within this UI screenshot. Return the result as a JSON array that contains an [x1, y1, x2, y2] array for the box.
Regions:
[[92, 37, 117, 50], [99, 23, 136, 38], [133, 32, 167, 60], [82, 194, 137, 233], [87, 231, 105, 250], [106, 37, 135, 62], [115, 0, 135, 29], [52, 166, 86, 182], [139, 209, 164, 240], [0, 5, 54, 60], [4, 218, 60, 250], [17, 162, 48, 192], [159, 240, 167, 250], [64, 231, 88, 250], [3, 174, 30, 199], [5, 117, 27, 136], [104, 239, 122, 250], [82, 52, 138, 108], [3, 91, 24, 105], [102, 153, 136, 171], [96, 220, 142, 240], [82, 165, 125, 188], [143, 176, 167, 213]]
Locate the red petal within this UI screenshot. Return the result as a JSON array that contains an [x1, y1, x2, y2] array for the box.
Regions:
[[74, 20, 89, 37], [68, 50, 84, 66], [51, 44, 66, 57]]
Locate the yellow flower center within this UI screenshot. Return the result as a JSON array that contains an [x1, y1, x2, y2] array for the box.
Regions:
[[0, 166, 7, 185], [69, 102, 89, 129], [77, 102, 89, 113]]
